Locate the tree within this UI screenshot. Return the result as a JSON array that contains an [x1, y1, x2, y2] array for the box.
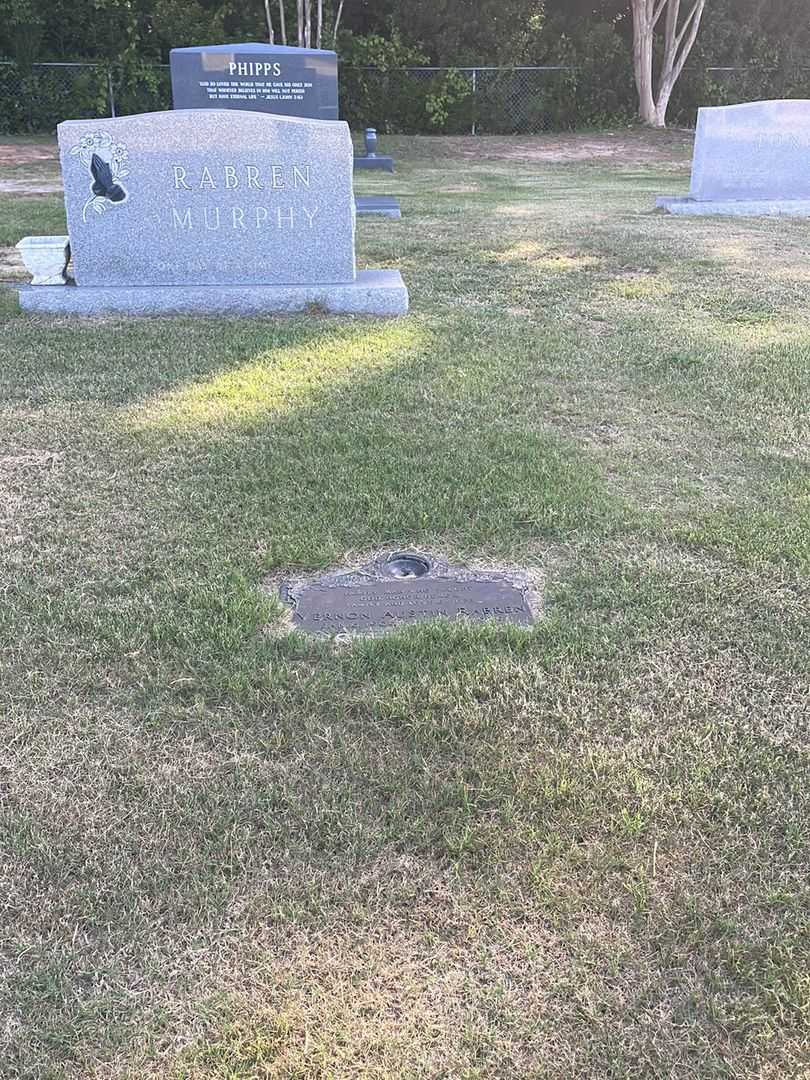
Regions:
[[340, 0, 546, 66], [332, 0, 344, 44], [295, 0, 326, 49], [278, 0, 287, 44], [630, 0, 708, 126]]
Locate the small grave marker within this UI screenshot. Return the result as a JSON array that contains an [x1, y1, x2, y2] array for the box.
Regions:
[[279, 552, 535, 635]]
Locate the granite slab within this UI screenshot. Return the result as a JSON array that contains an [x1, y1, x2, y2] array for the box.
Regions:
[[354, 155, 395, 173], [690, 100, 810, 202], [17, 270, 408, 317], [656, 195, 810, 216], [355, 196, 401, 219], [657, 100, 810, 214], [58, 109, 356, 288], [170, 42, 338, 121]]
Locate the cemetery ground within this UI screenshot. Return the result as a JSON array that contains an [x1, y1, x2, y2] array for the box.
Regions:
[[0, 129, 808, 1079]]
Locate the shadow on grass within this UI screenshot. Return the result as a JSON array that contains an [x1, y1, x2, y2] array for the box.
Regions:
[[1, 163, 808, 1076]]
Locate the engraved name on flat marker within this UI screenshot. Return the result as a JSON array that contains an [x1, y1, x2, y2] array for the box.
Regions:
[[280, 554, 535, 636]]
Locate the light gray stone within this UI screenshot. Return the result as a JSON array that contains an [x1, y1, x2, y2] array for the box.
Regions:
[[355, 196, 401, 219], [657, 195, 810, 217], [58, 109, 356, 287], [691, 100, 810, 201], [15, 235, 70, 284], [17, 269, 408, 317], [658, 99, 810, 216]]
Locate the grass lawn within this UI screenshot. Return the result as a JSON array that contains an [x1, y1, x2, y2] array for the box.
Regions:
[[0, 130, 808, 1079]]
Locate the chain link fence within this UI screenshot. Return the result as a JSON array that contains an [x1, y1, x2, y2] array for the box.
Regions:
[[667, 64, 810, 125], [3, 60, 810, 136], [0, 62, 173, 133], [339, 66, 575, 134], [0, 62, 574, 135], [0, 62, 106, 132], [699, 64, 810, 104]]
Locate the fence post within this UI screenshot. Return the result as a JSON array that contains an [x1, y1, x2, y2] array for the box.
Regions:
[[108, 69, 116, 117], [471, 68, 477, 135]]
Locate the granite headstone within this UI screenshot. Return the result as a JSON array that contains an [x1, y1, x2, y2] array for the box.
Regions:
[[58, 108, 355, 287], [170, 42, 338, 121], [354, 127, 395, 173], [19, 107, 408, 315], [691, 99, 810, 201], [657, 99, 810, 216]]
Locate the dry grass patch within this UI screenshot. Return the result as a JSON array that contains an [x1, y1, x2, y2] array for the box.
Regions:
[[0, 132, 808, 1079]]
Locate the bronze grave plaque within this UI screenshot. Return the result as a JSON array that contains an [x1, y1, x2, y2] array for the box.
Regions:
[[280, 552, 534, 635]]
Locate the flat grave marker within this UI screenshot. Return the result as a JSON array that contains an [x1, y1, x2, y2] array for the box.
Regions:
[[279, 553, 535, 635]]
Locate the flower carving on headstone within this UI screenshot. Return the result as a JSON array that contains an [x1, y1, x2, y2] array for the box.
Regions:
[[69, 132, 129, 222]]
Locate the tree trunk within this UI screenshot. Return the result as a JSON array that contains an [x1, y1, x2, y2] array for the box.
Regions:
[[654, 91, 672, 126], [630, 0, 708, 128], [304, 0, 312, 47], [264, 0, 275, 44], [332, 0, 345, 45], [316, 0, 322, 49], [297, 0, 304, 47], [278, 0, 287, 45], [631, 0, 657, 125]]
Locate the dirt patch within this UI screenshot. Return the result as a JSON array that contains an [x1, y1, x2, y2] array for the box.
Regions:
[[0, 246, 25, 280], [0, 131, 694, 169], [401, 128, 694, 166], [0, 141, 57, 166], [0, 179, 62, 194]]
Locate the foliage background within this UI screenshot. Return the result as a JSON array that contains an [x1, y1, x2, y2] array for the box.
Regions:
[[0, 0, 809, 133]]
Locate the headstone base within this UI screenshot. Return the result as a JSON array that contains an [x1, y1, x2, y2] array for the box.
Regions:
[[656, 194, 810, 217], [356, 196, 402, 219], [354, 155, 395, 173], [18, 270, 408, 317]]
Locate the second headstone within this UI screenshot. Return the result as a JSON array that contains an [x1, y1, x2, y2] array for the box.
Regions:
[[170, 42, 338, 121]]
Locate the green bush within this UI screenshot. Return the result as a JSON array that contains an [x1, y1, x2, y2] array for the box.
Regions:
[[110, 60, 172, 117], [0, 63, 108, 133], [4, 33, 810, 137], [0, 60, 173, 134]]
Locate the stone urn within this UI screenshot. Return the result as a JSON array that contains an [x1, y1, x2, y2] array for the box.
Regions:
[[364, 127, 378, 156], [16, 236, 70, 285]]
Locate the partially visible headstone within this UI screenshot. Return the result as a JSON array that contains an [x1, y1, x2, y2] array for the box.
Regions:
[[172, 45, 399, 189], [18, 108, 408, 316], [278, 552, 535, 635], [170, 43, 338, 122], [657, 99, 810, 216], [353, 127, 399, 218]]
